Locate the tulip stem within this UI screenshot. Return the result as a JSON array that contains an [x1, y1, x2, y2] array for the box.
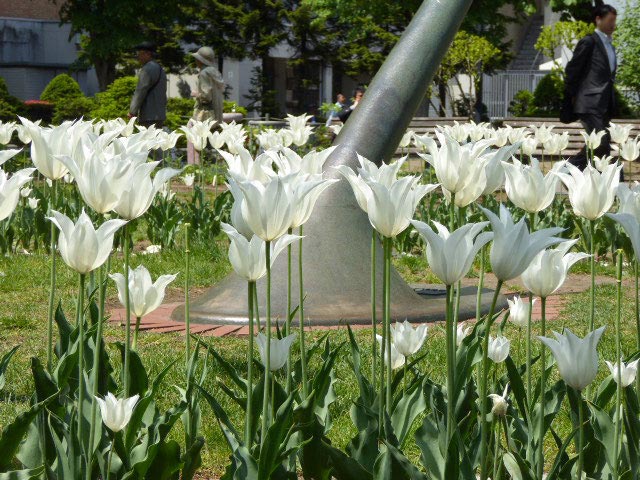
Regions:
[[299, 227, 309, 399], [536, 295, 547, 480], [261, 240, 272, 447], [384, 236, 392, 417], [46, 179, 58, 372], [286, 228, 293, 395], [589, 219, 596, 334], [246, 281, 255, 448], [613, 250, 623, 479], [586, 218, 596, 400], [479, 279, 503, 480], [371, 229, 377, 390], [449, 193, 456, 231], [476, 245, 485, 324], [445, 284, 455, 443], [123, 223, 131, 397], [635, 260, 640, 398], [526, 293, 533, 409], [77, 272, 86, 463], [253, 281, 261, 331], [87, 265, 106, 477], [105, 432, 115, 480], [133, 317, 142, 351], [577, 389, 585, 480], [185, 223, 191, 367]]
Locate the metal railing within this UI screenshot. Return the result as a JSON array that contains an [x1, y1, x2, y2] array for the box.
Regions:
[[483, 70, 550, 118]]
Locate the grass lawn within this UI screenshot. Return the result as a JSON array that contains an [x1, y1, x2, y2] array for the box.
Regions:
[[0, 238, 637, 477]]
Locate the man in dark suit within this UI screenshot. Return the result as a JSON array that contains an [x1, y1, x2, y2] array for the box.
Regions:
[[562, 4, 618, 170]]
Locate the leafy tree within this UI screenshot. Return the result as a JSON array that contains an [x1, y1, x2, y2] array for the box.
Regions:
[[615, 1, 640, 110], [52, 0, 191, 91], [549, 0, 604, 22], [534, 20, 594, 69]]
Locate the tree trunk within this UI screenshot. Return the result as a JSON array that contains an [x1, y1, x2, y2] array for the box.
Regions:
[[438, 80, 447, 117], [94, 58, 117, 92]]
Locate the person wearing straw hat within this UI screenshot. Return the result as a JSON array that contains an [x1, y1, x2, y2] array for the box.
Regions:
[[190, 46, 224, 123], [187, 46, 225, 164]]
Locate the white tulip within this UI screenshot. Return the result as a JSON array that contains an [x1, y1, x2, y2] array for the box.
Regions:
[[27, 197, 39, 210], [109, 265, 177, 318], [531, 124, 555, 144], [220, 121, 248, 153], [219, 145, 275, 183], [605, 358, 639, 387], [221, 222, 300, 281], [0, 148, 22, 166], [362, 173, 437, 238], [538, 327, 605, 391], [507, 295, 534, 328], [481, 204, 564, 281], [114, 163, 181, 220], [502, 157, 562, 213], [181, 119, 215, 151], [615, 138, 640, 162], [57, 150, 141, 214], [256, 333, 297, 371], [390, 320, 428, 357], [606, 213, 640, 260], [520, 136, 539, 157], [479, 143, 521, 195], [487, 335, 510, 363], [439, 121, 470, 143], [376, 334, 406, 370], [555, 162, 621, 221], [457, 323, 472, 346], [488, 383, 510, 417], [95, 392, 139, 432], [20, 187, 31, 198], [542, 132, 569, 155], [48, 209, 126, 274], [521, 239, 590, 298], [0, 167, 35, 221], [399, 131, 414, 148], [608, 123, 633, 145], [594, 154, 613, 172], [615, 182, 640, 220], [182, 173, 195, 187], [256, 129, 284, 150], [236, 175, 297, 241], [508, 127, 529, 145], [158, 131, 182, 151], [0, 121, 16, 145], [419, 133, 493, 195], [289, 175, 339, 229], [580, 130, 607, 151], [411, 220, 492, 285]]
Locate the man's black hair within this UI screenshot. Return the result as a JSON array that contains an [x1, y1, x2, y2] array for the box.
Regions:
[[594, 4, 617, 21]]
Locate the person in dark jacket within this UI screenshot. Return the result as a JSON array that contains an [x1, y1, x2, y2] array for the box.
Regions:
[[562, 4, 617, 171], [128, 41, 167, 128]]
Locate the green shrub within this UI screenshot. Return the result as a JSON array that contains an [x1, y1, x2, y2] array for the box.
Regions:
[[532, 71, 564, 116], [223, 100, 247, 116], [40, 74, 83, 103], [52, 96, 95, 124], [90, 76, 137, 120], [509, 90, 536, 117], [0, 77, 25, 121], [24, 100, 53, 123]]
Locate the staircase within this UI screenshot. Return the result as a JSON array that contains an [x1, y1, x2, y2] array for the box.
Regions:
[[510, 15, 545, 70]]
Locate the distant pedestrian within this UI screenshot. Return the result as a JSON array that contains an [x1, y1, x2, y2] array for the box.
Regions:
[[338, 88, 364, 124], [187, 46, 225, 164], [128, 41, 167, 128], [325, 93, 348, 126], [190, 46, 225, 123], [562, 4, 618, 171]]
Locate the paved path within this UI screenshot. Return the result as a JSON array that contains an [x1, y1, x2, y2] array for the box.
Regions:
[[109, 272, 613, 337]]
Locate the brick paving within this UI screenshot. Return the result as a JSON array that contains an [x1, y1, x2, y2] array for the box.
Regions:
[[108, 272, 605, 338]]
